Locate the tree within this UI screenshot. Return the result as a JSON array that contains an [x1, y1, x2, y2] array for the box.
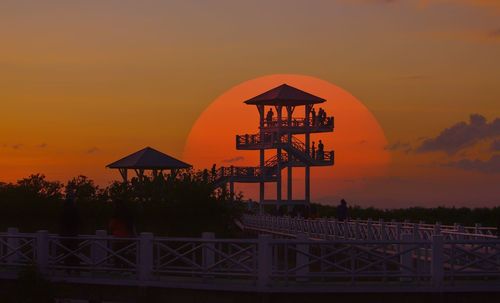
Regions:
[[65, 175, 100, 201]]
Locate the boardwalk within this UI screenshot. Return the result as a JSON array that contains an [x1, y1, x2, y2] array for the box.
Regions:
[[1, 216, 499, 294]]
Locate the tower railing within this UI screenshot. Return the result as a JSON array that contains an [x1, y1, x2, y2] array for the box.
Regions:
[[262, 116, 334, 129]]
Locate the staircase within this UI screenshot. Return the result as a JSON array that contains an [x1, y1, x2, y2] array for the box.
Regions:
[[212, 153, 289, 188], [216, 133, 333, 188]]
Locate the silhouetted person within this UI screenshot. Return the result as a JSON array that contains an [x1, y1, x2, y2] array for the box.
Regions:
[[266, 108, 274, 126], [337, 199, 349, 221], [318, 140, 324, 160], [311, 108, 316, 126], [311, 141, 316, 159], [318, 108, 324, 126], [244, 133, 249, 144], [59, 193, 81, 270], [327, 116, 333, 126]]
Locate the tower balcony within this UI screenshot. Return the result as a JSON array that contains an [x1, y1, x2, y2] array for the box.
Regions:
[[236, 133, 275, 150], [262, 116, 334, 134]]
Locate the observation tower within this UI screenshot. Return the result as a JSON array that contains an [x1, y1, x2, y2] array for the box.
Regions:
[[215, 84, 334, 209]]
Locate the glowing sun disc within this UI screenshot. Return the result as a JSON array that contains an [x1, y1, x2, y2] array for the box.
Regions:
[[183, 74, 389, 203]]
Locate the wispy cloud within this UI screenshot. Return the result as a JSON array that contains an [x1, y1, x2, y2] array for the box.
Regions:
[[12, 144, 23, 150], [416, 114, 500, 155], [397, 74, 429, 80], [491, 139, 500, 152], [222, 156, 244, 163], [86, 147, 100, 154], [489, 28, 500, 37], [385, 141, 412, 153], [443, 155, 500, 174], [37, 143, 47, 148]]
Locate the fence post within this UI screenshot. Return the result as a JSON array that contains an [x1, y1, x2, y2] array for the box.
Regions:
[[457, 224, 465, 240], [91, 230, 107, 267], [413, 223, 419, 240], [257, 234, 272, 289], [202, 232, 215, 277], [7, 227, 19, 264], [139, 232, 154, 282], [400, 233, 413, 281], [434, 222, 441, 236], [322, 218, 329, 239], [379, 219, 387, 240], [354, 220, 360, 240], [296, 233, 309, 281], [367, 219, 373, 240], [333, 219, 339, 239], [36, 230, 49, 275], [475, 223, 481, 238], [396, 222, 402, 240], [431, 235, 444, 287]]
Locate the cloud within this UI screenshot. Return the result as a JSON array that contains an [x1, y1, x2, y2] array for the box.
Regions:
[[222, 156, 244, 163], [12, 144, 23, 150], [37, 143, 47, 148], [416, 114, 500, 154], [443, 155, 500, 174], [491, 140, 500, 151], [385, 140, 412, 153], [86, 147, 100, 154], [489, 28, 500, 37], [397, 74, 429, 80]]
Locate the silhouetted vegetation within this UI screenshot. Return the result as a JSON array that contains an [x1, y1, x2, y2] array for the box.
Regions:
[[1, 173, 499, 236], [0, 172, 244, 237], [312, 203, 500, 228]]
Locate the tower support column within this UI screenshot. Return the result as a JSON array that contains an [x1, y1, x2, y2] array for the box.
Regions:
[[276, 105, 283, 207], [305, 166, 310, 203], [305, 104, 312, 204], [258, 105, 265, 205], [286, 106, 293, 204]]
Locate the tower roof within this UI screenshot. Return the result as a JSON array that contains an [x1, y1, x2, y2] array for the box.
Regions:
[[106, 147, 191, 170], [244, 84, 326, 106]]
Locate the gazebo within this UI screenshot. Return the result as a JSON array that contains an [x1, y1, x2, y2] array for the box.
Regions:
[[106, 146, 192, 182]]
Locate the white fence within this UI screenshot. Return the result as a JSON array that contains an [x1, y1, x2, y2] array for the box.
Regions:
[[241, 214, 498, 240], [1, 227, 500, 292]]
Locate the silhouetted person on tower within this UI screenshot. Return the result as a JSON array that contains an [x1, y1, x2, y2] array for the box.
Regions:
[[318, 108, 324, 126], [337, 199, 349, 221], [311, 108, 316, 127], [318, 140, 324, 160], [266, 108, 274, 126]]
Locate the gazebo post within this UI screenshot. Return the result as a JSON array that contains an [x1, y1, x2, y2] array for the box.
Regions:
[[119, 168, 128, 182]]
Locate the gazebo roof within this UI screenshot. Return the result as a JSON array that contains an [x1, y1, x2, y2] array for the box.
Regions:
[[106, 147, 191, 170], [244, 83, 326, 106]]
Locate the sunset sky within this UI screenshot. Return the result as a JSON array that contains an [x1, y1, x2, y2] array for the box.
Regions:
[[1, 0, 499, 207]]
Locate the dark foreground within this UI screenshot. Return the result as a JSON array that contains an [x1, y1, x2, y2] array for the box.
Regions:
[[1, 280, 500, 303]]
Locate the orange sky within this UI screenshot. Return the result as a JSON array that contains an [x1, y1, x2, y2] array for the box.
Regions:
[[1, 1, 499, 207]]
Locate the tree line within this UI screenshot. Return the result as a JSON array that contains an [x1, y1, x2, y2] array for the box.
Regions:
[[0, 173, 244, 237], [1, 173, 498, 236]]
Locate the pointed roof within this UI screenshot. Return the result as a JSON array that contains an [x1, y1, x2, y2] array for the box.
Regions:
[[106, 147, 191, 170], [244, 83, 326, 106]]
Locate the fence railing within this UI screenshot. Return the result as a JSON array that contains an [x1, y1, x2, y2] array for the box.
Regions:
[[1, 227, 499, 291], [241, 214, 498, 240]]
